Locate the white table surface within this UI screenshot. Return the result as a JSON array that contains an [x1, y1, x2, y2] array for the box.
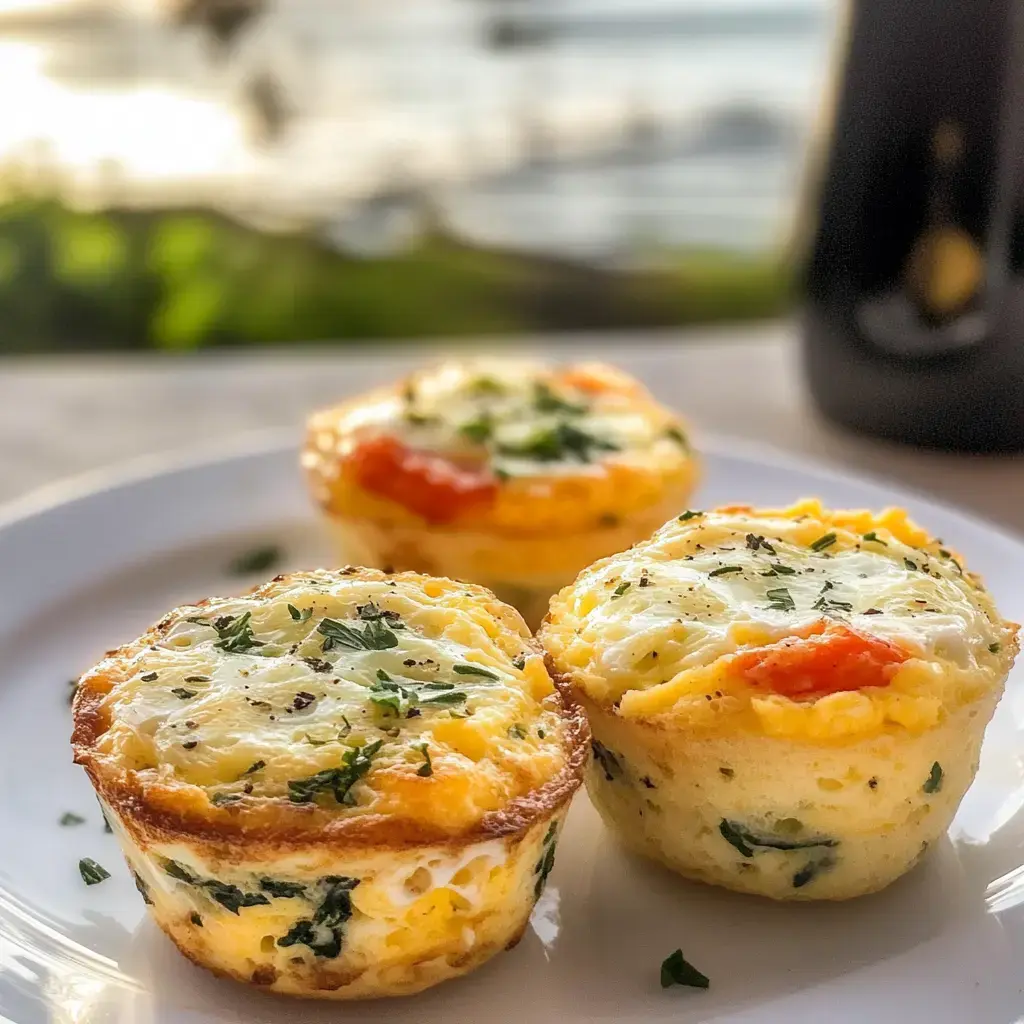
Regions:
[[3, 322, 1024, 532]]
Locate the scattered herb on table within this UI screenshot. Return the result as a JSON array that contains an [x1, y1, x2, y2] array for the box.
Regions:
[[660, 949, 710, 990], [60, 812, 85, 826], [79, 858, 111, 886]]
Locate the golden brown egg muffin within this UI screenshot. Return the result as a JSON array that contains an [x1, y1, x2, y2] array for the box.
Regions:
[[72, 568, 587, 998], [540, 500, 1018, 901], [302, 359, 698, 627]]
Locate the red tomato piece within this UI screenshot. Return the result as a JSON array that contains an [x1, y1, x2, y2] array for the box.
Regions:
[[347, 435, 498, 524], [734, 624, 908, 699]]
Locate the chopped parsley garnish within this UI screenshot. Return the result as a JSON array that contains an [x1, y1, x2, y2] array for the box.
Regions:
[[745, 534, 776, 555], [277, 876, 360, 958], [318, 616, 399, 652], [184, 675, 210, 683], [660, 949, 710, 990], [769, 563, 796, 575], [612, 581, 632, 598], [287, 740, 383, 805], [60, 812, 85, 826], [533, 381, 587, 415], [809, 532, 837, 552], [211, 793, 240, 807], [419, 690, 468, 706], [459, 414, 494, 443], [171, 687, 197, 700], [228, 545, 282, 576], [190, 911, 203, 926], [923, 761, 943, 794], [709, 565, 742, 577], [904, 558, 919, 571], [191, 611, 265, 654], [79, 858, 110, 886], [288, 604, 312, 622], [719, 819, 837, 858], [512, 654, 527, 670], [497, 421, 618, 463], [357, 602, 406, 626], [292, 691, 316, 711], [467, 375, 505, 396], [765, 586, 795, 612], [677, 510, 702, 521], [416, 742, 433, 777], [664, 425, 689, 448], [376, 668, 392, 682], [453, 663, 500, 680], [140, 671, 158, 682], [989, 642, 1002, 654], [508, 723, 528, 740], [863, 532, 886, 545], [242, 760, 266, 776]]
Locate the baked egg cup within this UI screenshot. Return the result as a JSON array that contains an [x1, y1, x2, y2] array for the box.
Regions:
[[302, 359, 698, 628], [72, 568, 587, 998], [539, 499, 1018, 901]]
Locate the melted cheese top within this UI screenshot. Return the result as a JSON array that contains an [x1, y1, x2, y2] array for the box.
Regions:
[[542, 500, 1018, 739], [84, 570, 571, 832], [308, 358, 689, 479]]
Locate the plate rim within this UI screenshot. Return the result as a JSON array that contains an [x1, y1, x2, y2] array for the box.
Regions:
[[1, 426, 1020, 557]]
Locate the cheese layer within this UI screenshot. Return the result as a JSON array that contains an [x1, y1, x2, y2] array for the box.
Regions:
[[542, 499, 1019, 740]]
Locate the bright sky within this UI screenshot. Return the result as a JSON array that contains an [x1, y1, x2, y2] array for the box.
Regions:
[[0, 22, 248, 191]]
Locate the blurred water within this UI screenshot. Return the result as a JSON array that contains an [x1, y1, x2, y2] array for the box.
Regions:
[[0, 0, 836, 259]]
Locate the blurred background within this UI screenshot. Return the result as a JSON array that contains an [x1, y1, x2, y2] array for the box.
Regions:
[[0, 0, 837, 352]]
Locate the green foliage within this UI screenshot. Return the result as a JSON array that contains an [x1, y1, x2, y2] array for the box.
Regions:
[[0, 196, 793, 351]]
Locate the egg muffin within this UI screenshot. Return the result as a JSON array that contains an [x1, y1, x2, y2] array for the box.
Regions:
[[302, 359, 698, 628], [72, 568, 587, 998], [540, 499, 1018, 901]]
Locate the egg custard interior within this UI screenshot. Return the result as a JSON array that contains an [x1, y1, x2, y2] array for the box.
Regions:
[[541, 500, 1019, 900], [72, 569, 586, 998]]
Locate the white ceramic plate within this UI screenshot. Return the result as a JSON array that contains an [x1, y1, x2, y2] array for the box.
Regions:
[[3, 433, 1024, 1024]]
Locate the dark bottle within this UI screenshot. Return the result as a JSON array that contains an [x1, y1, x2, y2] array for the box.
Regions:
[[801, 0, 1024, 452]]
